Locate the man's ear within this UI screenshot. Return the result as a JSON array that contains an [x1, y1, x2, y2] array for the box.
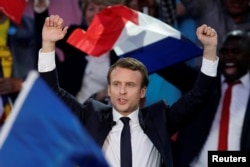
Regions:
[[107, 85, 111, 96], [140, 87, 146, 98]]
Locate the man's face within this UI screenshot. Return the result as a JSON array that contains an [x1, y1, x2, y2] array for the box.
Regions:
[[108, 67, 146, 116], [219, 39, 250, 81], [84, 2, 106, 26], [223, 0, 249, 16], [127, 0, 139, 11]]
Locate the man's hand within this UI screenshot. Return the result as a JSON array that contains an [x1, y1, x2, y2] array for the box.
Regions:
[[94, 88, 108, 102], [41, 15, 68, 52], [0, 78, 22, 95], [196, 24, 217, 47], [196, 24, 218, 61]]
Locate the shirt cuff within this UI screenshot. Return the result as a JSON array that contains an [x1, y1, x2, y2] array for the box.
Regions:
[[38, 49, 56, 72], [201, 57, 219, 77]]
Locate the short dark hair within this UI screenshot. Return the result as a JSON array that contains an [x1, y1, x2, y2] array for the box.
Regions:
[[107, 57, 149, 88], [79, 0, 123, 10], [220, 30, 250, 56]]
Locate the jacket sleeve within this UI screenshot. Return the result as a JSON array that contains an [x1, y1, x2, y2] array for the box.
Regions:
[[40, 69, 86, 123], [167, 71, 216, 134]]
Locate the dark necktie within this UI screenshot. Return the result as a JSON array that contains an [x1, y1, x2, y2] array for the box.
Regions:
[[218, 81, 240, 150], [120, 117, 132, 167]]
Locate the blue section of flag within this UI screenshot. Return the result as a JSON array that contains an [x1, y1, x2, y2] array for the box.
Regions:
[[145, 73, 182, 106], [0, 71, 109, 167], [121, 36, 203, 74]]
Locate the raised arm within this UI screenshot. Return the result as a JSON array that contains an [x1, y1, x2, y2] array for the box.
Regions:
[[168, 24, 218, 133], [41, 15, 68, 53], [197, 24, 217, 62], [38, 16, 88, 120]]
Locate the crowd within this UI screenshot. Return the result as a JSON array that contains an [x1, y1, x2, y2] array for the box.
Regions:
[[0, 0, 249, 167]]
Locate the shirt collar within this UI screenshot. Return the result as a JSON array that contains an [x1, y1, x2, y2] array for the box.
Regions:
[[240, 72, 250, 90], [221, 72, 250, 90], [112, 107, 139, 124]]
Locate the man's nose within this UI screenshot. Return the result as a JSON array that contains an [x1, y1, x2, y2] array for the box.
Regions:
[[119, 85, 127, 94]]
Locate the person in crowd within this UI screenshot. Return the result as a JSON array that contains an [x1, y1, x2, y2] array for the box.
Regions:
[[38, 14, 218, 167], [158, 0, 176, 26], [124, 0, 156, 17], [181, 0, 250, 46], [174, 0, 199, 68], [172, 29, 250, 167], [159, 0, 250, 101], [35, 0, 122, 104], [124, 0, 176, 26], [0, 8, 38, 124]]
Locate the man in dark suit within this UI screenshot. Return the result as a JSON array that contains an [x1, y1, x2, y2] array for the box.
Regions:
[[38, 15, 218, 167], [172, 30, 250, 167]]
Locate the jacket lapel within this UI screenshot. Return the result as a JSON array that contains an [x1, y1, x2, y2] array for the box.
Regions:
[[240, 96, 250, 150]]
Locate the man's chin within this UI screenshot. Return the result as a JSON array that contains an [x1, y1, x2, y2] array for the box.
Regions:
[[223, 72, 238, 82], [114, 105, 129, 114]]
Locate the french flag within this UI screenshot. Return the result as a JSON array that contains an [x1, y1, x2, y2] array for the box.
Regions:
[[0, 0, 27, 25], [67, 5, 203, 73], [0, 71, 109, 167]]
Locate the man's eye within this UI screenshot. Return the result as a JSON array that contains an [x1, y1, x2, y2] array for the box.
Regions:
[[127, 83, 135, 87], [113, 82, 119, 86], [219, 48, 242, 55]]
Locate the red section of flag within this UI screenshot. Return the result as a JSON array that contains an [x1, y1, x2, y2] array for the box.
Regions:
[[0, 0, 27, 25], [67, 5, 139, 57]]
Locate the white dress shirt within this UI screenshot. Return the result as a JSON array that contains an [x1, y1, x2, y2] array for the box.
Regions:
[[76, 53, 110, 103], [102, 108, 161, 167], [191, 72, 250, 167]]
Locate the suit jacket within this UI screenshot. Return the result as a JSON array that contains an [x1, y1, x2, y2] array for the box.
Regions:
[[172, 74, 250, 167], [40, 68, 216, 167]]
